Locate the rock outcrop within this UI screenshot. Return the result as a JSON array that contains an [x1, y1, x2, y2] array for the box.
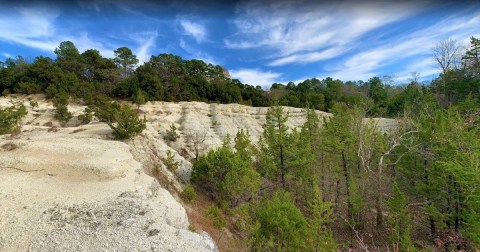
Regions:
[[0, 94, 396, 251]]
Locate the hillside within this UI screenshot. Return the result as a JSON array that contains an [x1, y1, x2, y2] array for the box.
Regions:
[[0, 94, 396, 251]]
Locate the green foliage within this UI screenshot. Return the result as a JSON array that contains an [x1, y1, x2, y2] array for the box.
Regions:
[[205, 205, 226, 229], [16, 82, 42, 94], [387, 182, 415, 252], [0, 104, 27, 134], [181, 185, 198, 203], [114, 47, 138, 78], [250, 191, 309, 251], [162, 150, 180, 172], [260, 105, 290, 185], [52, 92, 72, 124], [164, 123, 180, 142], [106, 103, 146, 140], [29, 99, 38, 109], [308, 183, 337, 251], [132, 89, 147, 107], [191, 141, 261, 206], [90, 96, 121, 123], [77, 107, 93, 124]]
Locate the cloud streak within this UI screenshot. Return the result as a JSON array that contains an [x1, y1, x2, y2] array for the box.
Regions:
[[326, 9, 480, 81], [226, 1, 427, 66], [229, 68, 281, 88], [0, 5, 61, 51], [179, 18, 207, 43]]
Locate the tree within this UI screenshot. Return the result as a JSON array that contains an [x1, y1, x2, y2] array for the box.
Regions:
[[191, 143, 260, 206], [114, 47, 138, 78], [0, 104, 27, 134], [52, 92, 73, 125], [433, 39, 461, 98], [250, 191, 309, 251], [54, 41, 82, 75], [433, 39, 461, 77], [462, 36, 480, 76], [387, 182, 415, 252], [106, 103, 146, 140], [162, 150, 180, 172], [260, 105, 290, 189], [164, 123, 180, 142]]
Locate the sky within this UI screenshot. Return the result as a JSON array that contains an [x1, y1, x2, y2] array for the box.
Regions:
[[0, 0, 479, 88]]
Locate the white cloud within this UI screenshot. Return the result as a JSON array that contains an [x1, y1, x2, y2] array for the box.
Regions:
[[179, 18, 207, 43], [326, 10, 480, 81], [1, 52, 13, 59], [269, 47, 346, 66], [0, 6, 61, 51], [229, 69, 281, 88], [226, 1, 427, 66], [179, 38, 219, 65], [130, 31, 158, 64], [69, 32, 116, 58]]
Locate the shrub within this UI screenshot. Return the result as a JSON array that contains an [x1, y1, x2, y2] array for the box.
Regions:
[[164, 123, 180, 142], [106, 103, 146, 140], [251, 191, 309, 251], [205, 205, 226, 229], [16, 82, 42, 94], [29, 100, 39, 109], [90, 96, 121, 123], [181, 185, 198, 203], [77, 107, 93, 124], [52, 92, 72, 124], [0, 104, 27, 135], [191, 146, 260, 206], [162, 150, 180, 172]]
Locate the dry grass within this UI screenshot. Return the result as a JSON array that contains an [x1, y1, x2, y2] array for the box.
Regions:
[[184, 192, 247, 252]]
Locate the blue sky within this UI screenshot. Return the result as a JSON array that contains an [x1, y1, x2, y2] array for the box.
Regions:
[[0, 0, 479, 88]]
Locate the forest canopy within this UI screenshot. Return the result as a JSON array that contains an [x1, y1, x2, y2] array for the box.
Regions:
[[1, 37, 478, 118]]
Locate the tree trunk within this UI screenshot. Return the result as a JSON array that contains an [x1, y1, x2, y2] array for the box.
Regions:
[[342, 150, 351, 220], [280, 144, 285, 189], [376, 161, 383, 227]]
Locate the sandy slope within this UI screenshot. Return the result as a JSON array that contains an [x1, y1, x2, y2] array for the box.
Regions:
[[0, 95, 216, 251]]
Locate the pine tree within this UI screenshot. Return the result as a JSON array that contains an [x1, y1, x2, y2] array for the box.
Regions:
[[261, 105, 290, 189]]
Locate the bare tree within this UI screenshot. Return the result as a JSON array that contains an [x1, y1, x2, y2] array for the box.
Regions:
[[432, 39, 461, 76], [185, 130, 207, 160]]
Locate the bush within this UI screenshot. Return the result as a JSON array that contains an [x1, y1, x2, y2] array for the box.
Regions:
[[77, 107, 93, 124], [29, 100, 39, 109], [191, 146, 260, 206], [0, 104, 27, 134], [16, 82, 42, 94], [91, 96, 121, 123], [181, 185, 198, 203], [205, 205, 226, 229], [251, 191, 309, 251], [164, 123, 180, 142], [52, 92, 72, 124], [106, 103, 146, 140], [162, 150, 180, 172]]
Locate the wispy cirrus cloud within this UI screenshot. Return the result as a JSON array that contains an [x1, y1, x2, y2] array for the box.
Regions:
[[178, 18, 207, 43], [0, 5, 61, 51], [126, 31, 159, 63], [179, 38, 218, 65], [226, 1, 428, 66], [229, 68, 282, 88], [326, 9, 480, 82]]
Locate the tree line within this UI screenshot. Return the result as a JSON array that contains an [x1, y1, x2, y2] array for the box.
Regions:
[[1, 37, 478, 118]]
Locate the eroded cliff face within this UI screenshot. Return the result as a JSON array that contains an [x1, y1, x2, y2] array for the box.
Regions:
[[0, 94, 396, 251]]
